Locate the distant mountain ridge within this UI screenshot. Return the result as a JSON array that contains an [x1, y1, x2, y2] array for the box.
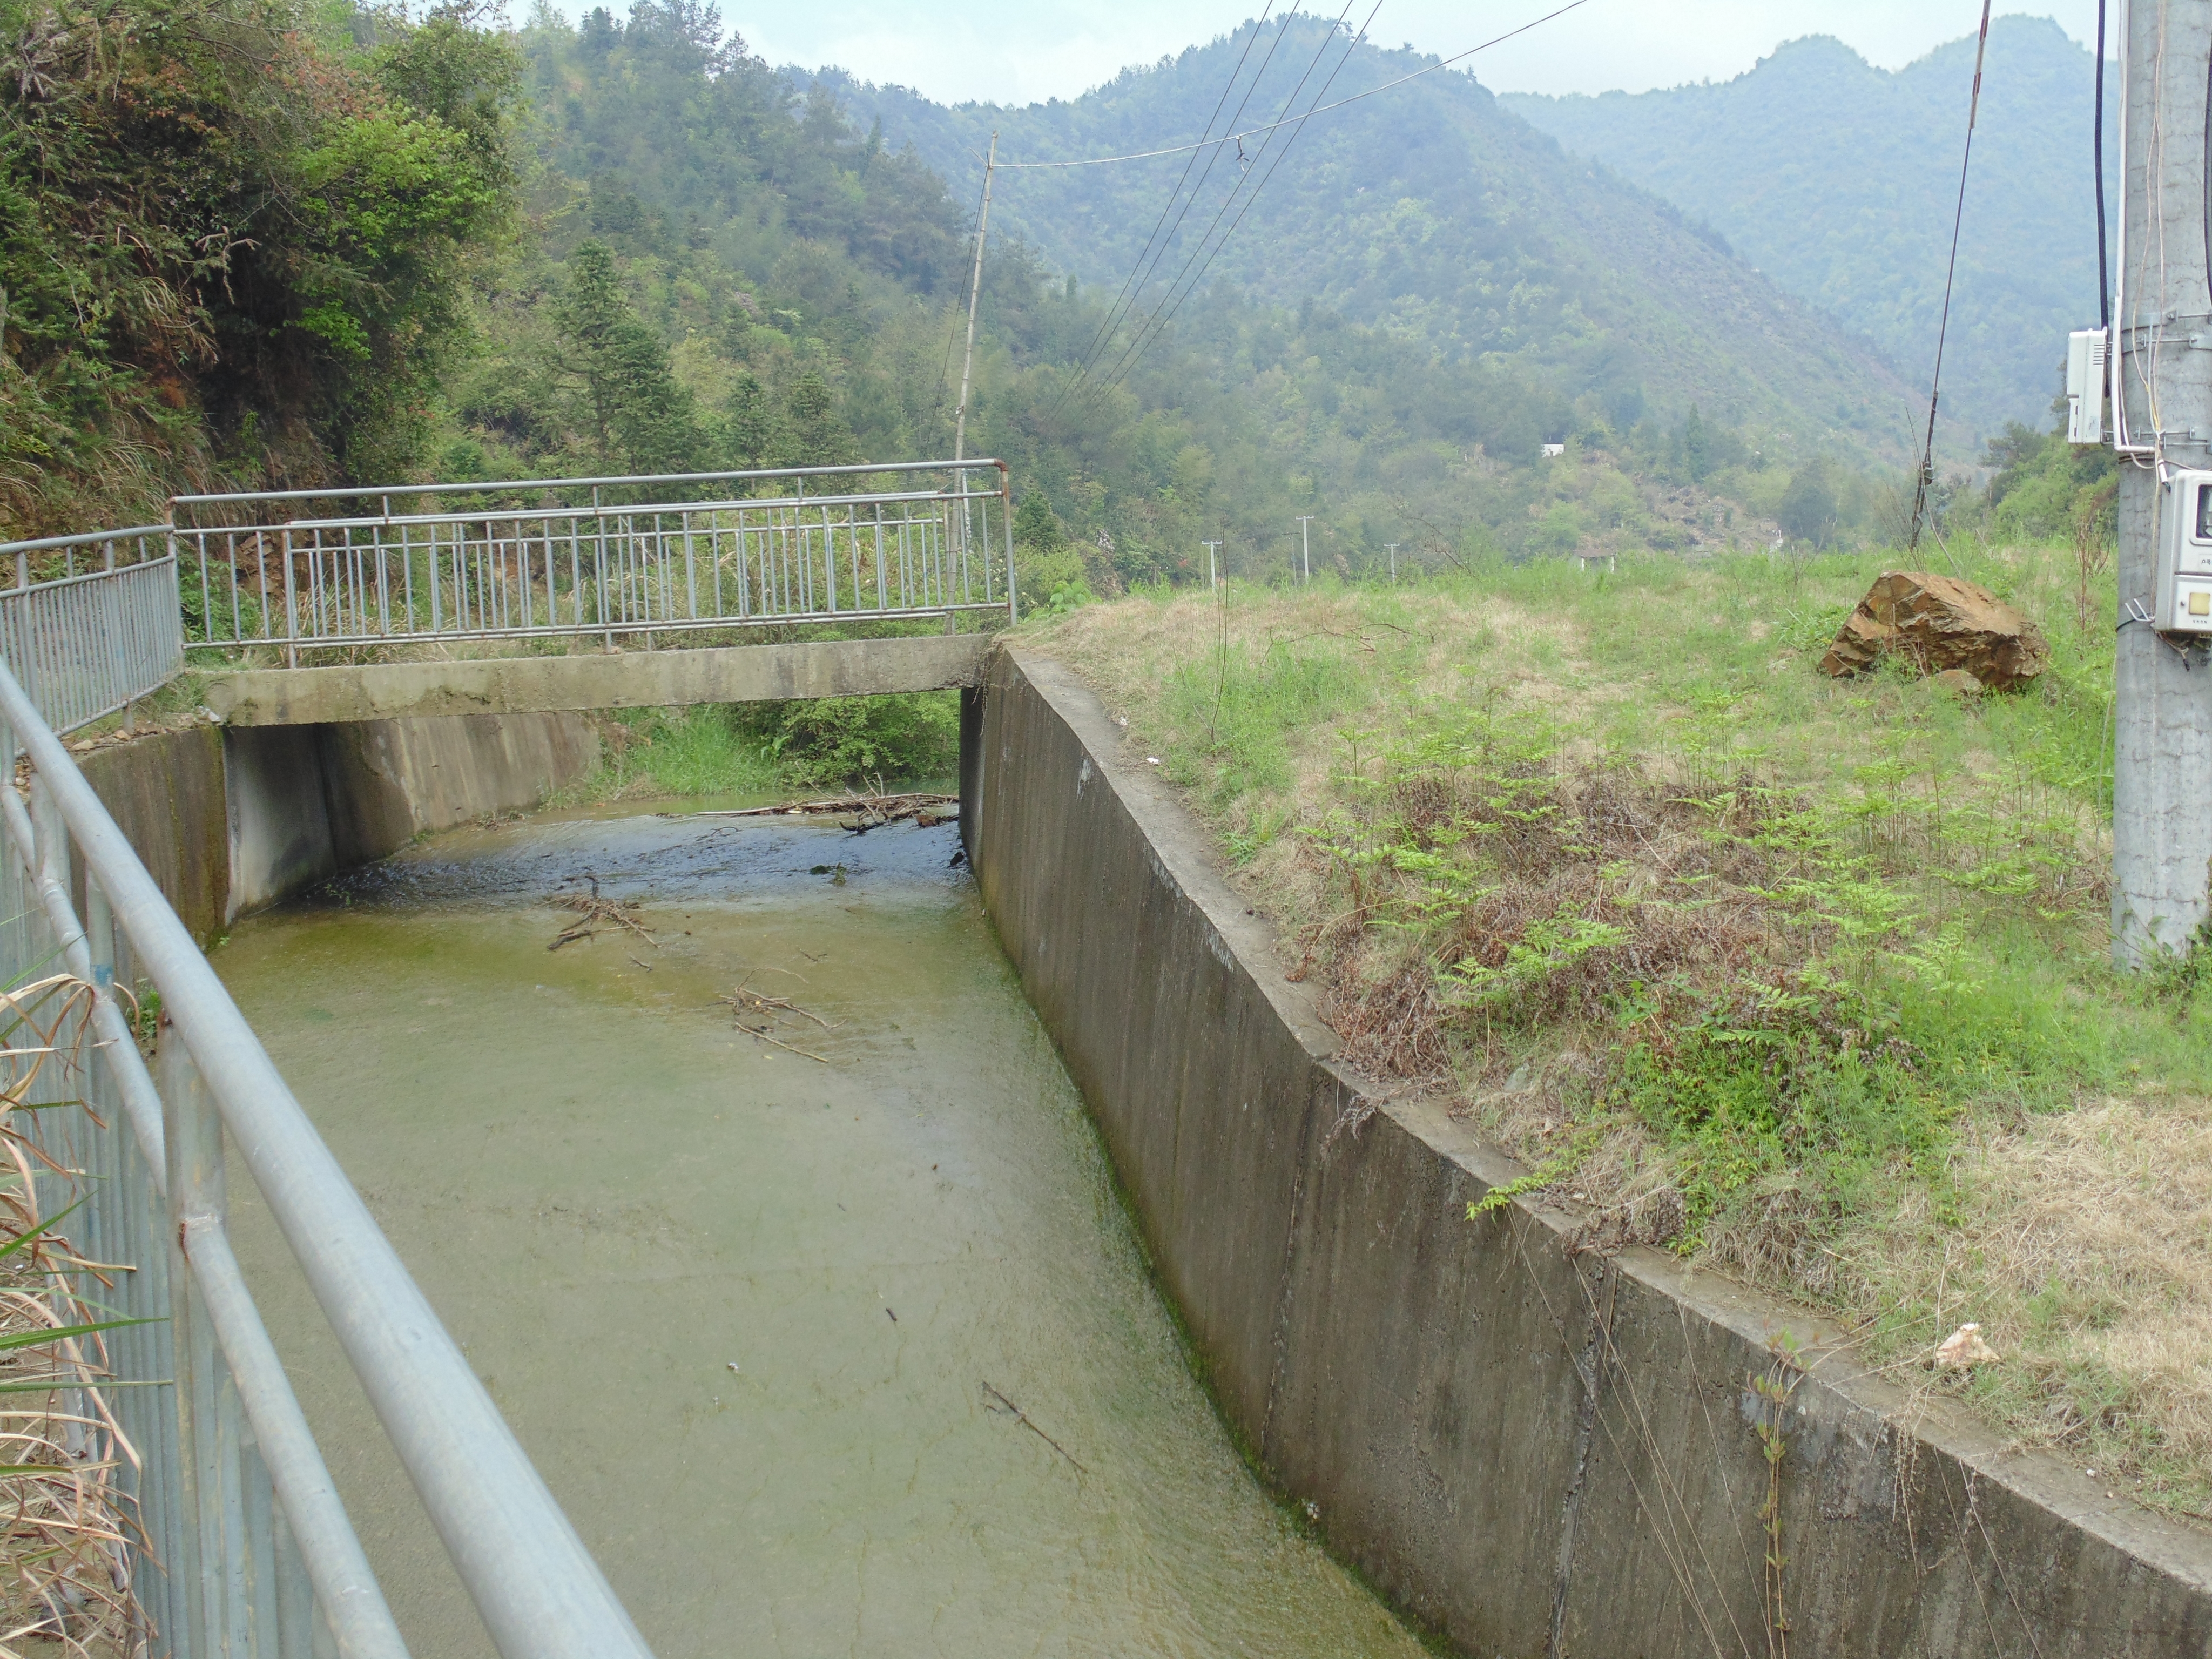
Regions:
[[793, 19, 1912, 462], [1502, 16, 2113, 439]]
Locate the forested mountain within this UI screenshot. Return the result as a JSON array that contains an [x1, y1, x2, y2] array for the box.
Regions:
[[797, 19, 1912, 461], [1, 0, 1913, 579], [1502, 17, 2113, 438]]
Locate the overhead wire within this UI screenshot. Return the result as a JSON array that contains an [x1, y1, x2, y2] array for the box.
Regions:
[[1906, 0, 1995, 559], [1077, 2, 1378, 411], [994, 0, 1593, 172], [1050, 7, 1290, 409]]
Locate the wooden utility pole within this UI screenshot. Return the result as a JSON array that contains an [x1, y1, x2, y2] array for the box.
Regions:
[[2113, 1, 2212, 963]]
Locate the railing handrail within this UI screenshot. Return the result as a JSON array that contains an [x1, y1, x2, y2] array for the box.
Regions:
[[174, 482, 1010, 536], [0, 658, 656, 1659], [170, 456, 1010, 511], [0, 524, 172, 558]]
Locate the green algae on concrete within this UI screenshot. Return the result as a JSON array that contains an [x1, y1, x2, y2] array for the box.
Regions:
[[214, 804, 1425, 1659]]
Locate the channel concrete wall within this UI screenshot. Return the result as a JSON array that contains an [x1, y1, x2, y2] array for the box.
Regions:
[[965, 646, 2212, 1658], [77, 711, 598, 934]]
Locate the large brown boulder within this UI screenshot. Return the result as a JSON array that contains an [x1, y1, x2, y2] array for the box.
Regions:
[[1817, 571, 2049, 691]]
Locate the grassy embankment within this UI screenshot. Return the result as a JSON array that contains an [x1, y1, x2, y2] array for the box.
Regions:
[[1022, 542, 2212, 1521]]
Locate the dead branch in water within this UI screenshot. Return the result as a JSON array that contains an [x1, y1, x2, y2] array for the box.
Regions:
[[719, 973, 839, 1063], [724, 977, 840, 1031], [547, 879, 657, 952], [683, 792, 959, 831], [981, 1382, 1086, 1474]]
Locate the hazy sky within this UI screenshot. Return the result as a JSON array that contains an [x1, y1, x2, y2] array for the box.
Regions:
[[729, 4, 2101, 107]]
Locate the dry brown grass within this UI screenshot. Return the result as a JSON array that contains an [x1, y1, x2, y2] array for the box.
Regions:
[[0, 978, 143, 1657], [1838, 1094, 2212, 1508], [1021, 549, 2211, 1518]]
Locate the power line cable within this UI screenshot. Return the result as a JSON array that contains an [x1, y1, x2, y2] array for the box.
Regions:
[[2096, 0, 2110, 329], [1077, 3, 1371, 409], [1051, 8, 1287, 408], [1050, 12, 1305, 414], [1907, 0, 1994, 560], [1062, 7, 1336, 413], [1089, 2, 1383, 406], [996, 0, 1591, 172]]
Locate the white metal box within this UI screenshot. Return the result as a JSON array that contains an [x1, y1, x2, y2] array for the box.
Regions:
[[2067, 328, 2109, 445], [2157, 469, 2212, 632]]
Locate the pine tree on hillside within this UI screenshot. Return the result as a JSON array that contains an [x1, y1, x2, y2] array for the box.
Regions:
[[556, 241, 705, 473], [781, 371, 856, 467]]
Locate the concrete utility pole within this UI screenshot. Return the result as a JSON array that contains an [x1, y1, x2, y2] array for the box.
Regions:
[[2114, 2, 2212, 964], [1386, 542, 1399, 582], [1296, 515, 1315, 584], [1203, 540, 1222, 589]]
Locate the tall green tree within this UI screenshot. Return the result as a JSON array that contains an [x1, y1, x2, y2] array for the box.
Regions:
[[555, 240, 704, 471], [780, 370, 854, 467], [0, 0, 518, 529], [1780, 458, 1839, 547]]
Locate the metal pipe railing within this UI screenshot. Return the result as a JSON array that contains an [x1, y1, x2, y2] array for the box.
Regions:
[[0, 658, 655, 1659], [0, 546, 181, 733], [170, 462, 1020, 654], [169, 456, 1008, 510]]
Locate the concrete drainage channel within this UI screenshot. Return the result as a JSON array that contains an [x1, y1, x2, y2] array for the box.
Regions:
[[962, 648, 2212, 1658], [75, 646, 2212, 1655]]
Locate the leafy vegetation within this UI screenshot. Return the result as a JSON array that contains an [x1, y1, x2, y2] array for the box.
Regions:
[[568, 691, 959, 801], [0, 0, 518, 532], [1030, 535, 2212, 1517]]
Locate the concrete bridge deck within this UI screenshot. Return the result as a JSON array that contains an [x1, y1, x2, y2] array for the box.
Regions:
[[200, 632, 994, 725]]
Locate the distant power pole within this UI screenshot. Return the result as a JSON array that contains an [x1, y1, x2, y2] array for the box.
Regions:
[[1296, 515, 1316, 584], [952, 131, 997, 469], [1202, 540, 1223, 589], [1386, 542, 1400, 582], [2112, 2, 2212, 964]]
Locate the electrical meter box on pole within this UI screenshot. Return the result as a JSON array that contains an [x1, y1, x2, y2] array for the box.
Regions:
[[2067, 327, 2108, 444], [2157, 471, 2212, 631]]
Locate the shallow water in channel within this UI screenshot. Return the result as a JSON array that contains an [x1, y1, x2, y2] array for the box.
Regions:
[[215, 802, 1425, 1659]]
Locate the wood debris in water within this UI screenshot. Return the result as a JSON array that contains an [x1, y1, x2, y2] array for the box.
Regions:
[[684, 792, 959, 832], [719, 972, 839, 1064], [981, 1381, 1086, 1474], [547, 876, 657, 952]]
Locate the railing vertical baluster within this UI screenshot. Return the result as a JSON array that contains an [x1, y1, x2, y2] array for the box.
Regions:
[[160, 1021, 223, 1659], [215, 1366, 252, 1650], [272, 1501, 315, 1658], [684, 511, 698, 624], [242, 1425, 280, 1653], [279, 529, 298, 670], [595, 505, 611, 650], [873, 505, 887, 611], [569, 515, 584, 632]]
